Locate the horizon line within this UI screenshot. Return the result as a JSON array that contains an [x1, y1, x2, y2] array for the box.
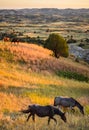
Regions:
[[0, 7, 89, 10]]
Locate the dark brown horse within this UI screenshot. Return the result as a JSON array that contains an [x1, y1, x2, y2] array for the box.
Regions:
[[54, 96, 84, 115], [21, 104, 67, 125], [3, 37, 19, 45], [11, 38, 19, 45]]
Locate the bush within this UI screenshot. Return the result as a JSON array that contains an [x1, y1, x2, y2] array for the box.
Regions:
[[57, 70, 89, 82]]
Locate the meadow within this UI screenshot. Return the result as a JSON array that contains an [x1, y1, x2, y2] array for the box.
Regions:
[[0, 21, 89, 41], [0, 41, 89, 130]]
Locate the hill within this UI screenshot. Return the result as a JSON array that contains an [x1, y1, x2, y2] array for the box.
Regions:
[[0, 8, 89, 23], [0, 41, 89, 76], [0, 41, 89, 130]]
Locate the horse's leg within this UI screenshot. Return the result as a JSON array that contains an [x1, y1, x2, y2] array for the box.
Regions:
[[70, 106, 75, 113], [58, 105, 61, 110], [58, 105, 62, 111], [51, 117, 57, 124], [71, 108, 75, 113], [48, 117, 51, 125], [11, 42, 14, 46], [27, 113, 32, 121], [17, 41, 19, 45], [48, 115, 56, 125], [32, 114, 35, 122]]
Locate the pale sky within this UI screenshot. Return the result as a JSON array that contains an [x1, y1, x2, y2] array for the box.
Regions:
[[0, 0, 89, 9]]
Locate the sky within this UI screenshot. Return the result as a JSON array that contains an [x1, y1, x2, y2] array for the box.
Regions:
[[0, 0, 89, 9]]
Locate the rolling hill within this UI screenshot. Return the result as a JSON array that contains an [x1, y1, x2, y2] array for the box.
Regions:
[[0, 41, 89, 130]]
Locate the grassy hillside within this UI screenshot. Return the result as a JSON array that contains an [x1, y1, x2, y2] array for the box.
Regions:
[[0, 41, 89, 130]]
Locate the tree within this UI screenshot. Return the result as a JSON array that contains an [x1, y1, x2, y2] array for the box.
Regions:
[[44, 33, 69, 58]]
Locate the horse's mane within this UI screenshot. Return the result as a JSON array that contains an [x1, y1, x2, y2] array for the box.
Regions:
[[70, 97, 83, 108]]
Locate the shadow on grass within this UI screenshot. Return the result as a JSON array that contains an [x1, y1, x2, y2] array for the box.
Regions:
[[0, 84, 89, 98]]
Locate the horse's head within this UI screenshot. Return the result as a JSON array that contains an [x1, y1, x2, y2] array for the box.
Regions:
[[75, 99, 85, 115], [80, 106, 84, 115], [61, 112, 67, 123]]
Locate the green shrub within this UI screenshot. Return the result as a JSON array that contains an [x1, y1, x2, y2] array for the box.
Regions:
[[57, 71, 89, 82]]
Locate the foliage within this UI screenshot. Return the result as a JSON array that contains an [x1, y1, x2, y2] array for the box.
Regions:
[[44, 33, 69, 58], [57, 70, 89, 82]]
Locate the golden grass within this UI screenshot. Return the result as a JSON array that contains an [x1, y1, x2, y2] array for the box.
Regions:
[[28, 93, 53, 105], [0, 60, 89, 112], [0, 41, 89, 130], [0, 41, 89, 76]]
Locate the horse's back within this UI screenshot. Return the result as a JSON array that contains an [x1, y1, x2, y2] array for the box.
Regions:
[[11, 38, 19, 45], [54, 96, 76, 107], [29, 104, 52, 117]]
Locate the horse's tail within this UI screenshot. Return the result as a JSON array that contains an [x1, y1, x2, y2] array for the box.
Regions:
[[20, 105, 31, 114], [20, 108, 31, 113]]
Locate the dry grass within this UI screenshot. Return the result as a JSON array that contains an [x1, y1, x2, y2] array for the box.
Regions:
[[0, 41, 89, 130], [0, 41, 89, 76]]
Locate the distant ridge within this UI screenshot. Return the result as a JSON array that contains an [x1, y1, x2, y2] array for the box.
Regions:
[[0, 8, 89, 23]]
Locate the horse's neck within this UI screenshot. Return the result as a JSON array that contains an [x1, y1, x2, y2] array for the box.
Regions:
[[75, 101, 82, 109], [54, 108, 63, 116]]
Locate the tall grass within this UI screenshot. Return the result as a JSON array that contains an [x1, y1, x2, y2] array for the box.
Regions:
[[0, 41, 89, 130]]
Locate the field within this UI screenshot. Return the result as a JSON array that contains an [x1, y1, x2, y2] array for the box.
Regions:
[[0, 21, 89, 41], [0, 41, 89, 130]]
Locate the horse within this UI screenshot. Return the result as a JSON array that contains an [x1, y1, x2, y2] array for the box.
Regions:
[[54, 96, 84, 115], [3, 37, 10, 42], [11, 38, 19, 45], [21, 104, 67, 125]]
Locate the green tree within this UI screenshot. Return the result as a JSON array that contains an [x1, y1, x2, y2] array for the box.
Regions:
[[44, 33, 69, 58]]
